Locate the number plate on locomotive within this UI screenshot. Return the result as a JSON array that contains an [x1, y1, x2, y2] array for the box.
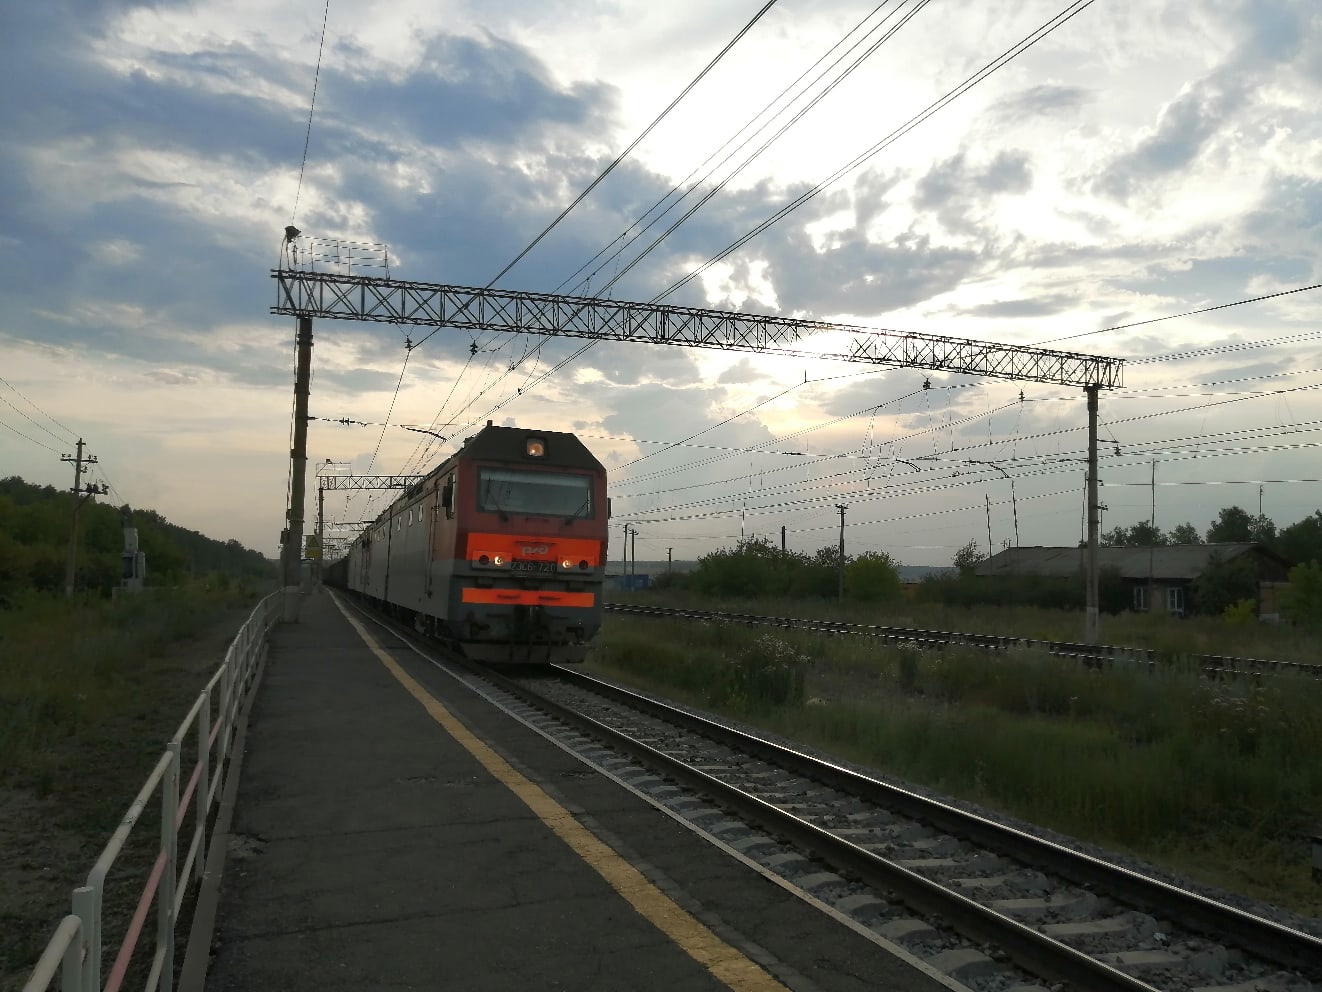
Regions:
[[511, 559, 555, 573]]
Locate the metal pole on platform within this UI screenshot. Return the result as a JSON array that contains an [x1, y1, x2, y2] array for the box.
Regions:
[[281, 315, 313, 622], [1085, 384, 1100, 644]]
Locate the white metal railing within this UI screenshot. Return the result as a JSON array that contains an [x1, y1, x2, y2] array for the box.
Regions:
[[23, 592, 281, 992]]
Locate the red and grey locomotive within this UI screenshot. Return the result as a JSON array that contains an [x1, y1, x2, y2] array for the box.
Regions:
[[328, 422, 609, 663]]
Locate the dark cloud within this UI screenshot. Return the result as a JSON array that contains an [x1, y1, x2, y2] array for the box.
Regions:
[[324, 32, 613, 151], [1237, 0, 1307, 64], [990, 84, 1091, 124], [916, 150, 1033, 210], [1127, 254, 1312, 301], [759, 225, 984, 316], [142, 368, 198, 385], [956, 294, 1081, 319], [1094, 72, 1250, 200], [1240, 176, 1322, 250], [717, 357, 767, 384]]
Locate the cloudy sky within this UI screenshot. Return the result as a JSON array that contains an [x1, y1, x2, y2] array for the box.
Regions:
[[3, 0, 1321, 568]]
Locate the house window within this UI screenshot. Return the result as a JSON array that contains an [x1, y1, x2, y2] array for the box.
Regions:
[[1133, 585, 1148, 611], [1166, 586, 1185, 615]]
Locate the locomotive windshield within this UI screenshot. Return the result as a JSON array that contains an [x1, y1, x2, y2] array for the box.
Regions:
[[478, 468, 593, 518]]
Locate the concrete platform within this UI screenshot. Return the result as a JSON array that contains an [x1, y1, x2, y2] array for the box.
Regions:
[[199, 588, 954, 992]]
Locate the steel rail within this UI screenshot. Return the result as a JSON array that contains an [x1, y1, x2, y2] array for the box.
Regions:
[[466, 664, 1154, 991], [549, 665, 1322, 975], [604, 603, 1322, 678]]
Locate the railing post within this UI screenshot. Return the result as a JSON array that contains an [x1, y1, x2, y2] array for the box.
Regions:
[[83, 879, 101, 992], [220, 657, 233, 759], [159, 741, 180, 992], [69, 887, 95, 992], [195, 689, 210, 883]]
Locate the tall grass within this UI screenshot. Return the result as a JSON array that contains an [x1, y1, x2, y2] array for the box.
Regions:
[[0, 585, 260, 793], [589, 616, 1322, 915], [610, 587, 1322, 666]]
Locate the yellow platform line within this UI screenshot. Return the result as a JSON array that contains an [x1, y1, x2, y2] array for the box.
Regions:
[[335, 600, 791, 992]]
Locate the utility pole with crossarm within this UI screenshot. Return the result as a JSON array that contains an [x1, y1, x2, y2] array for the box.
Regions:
[[61, 439, 109, 596]]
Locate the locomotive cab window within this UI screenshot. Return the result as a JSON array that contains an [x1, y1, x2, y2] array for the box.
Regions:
[[477, 468, 592, 518]]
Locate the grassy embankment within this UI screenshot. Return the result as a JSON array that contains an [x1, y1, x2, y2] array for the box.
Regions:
[[588, 595, 1322, 918], [0, 583, 267, 992]]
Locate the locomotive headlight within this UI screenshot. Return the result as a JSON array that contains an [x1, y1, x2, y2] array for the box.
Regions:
[[492, 554, 506, 566], [478, 554, 490, 566], [561, 558, 573, 569], [526, 437, 546, 458], [578, 560, 589, 570]]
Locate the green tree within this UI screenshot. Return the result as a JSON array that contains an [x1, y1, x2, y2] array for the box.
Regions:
[[1279, 561, 1322, 629], [1169, 522, 1202, 545], [1206, 506, 1255, 543], [952, 539, 985, 575], [690, 537, 806, 598], [1276, 510, 1322, 565], [1101, 525, 1128, 547], [1102, 521, 1167, 547], [1249, 513, 1276, 545], [1191, 553, 1258, 615], [845, 551, 901, 603]]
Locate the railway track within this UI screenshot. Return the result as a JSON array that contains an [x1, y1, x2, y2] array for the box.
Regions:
[[439, 660, 1321, 992], [604, 603, 1322, 679]]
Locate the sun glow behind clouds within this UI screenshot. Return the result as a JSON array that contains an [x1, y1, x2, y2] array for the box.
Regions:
[[2, 0, 1322, 561]]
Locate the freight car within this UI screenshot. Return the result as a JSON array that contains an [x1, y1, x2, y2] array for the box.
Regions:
[[327, 422, 609, 663]]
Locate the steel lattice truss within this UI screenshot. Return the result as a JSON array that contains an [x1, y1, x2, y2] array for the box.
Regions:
[[316, 474, 424, 492], [273, 270, 1124, 388]]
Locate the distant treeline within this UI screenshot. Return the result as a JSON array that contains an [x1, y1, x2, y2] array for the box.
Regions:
[[0, 476, 275, 600], [1100, 505, 1322, 563]]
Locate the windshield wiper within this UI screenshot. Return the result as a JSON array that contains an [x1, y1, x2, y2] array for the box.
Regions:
[[483, 481, 509, 522], [562, 497, 591, 525]]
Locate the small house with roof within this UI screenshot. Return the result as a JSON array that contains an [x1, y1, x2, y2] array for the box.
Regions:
[[974, 543, 1292, 617]]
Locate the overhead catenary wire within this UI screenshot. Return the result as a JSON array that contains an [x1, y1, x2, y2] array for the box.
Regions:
[[387, 4, 785, 491], [561, 0, 934, 300], [290, 0, 331, 227], [613, 382, 1322, 521], [656, 0, 1100, 303], [418, 0, 944, 441], [435, 0, 1098, 444], [482, 1, 781, 292], [1034, 283, 1322, 346]]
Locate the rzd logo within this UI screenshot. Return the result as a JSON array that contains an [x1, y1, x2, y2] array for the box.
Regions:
[[521, 544, 550, 556]]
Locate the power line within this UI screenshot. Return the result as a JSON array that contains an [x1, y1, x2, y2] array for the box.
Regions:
[[563, 0, 934, 299], [1035, 284, 1322, 346], [394, 6, 784, 488], [657, 0, 1100, 303], [417, 1, 938, 440], [0, 376, 78, 443], [0, 417, 61, 454], [1130, 330, 1322, 365], [408, 2, 1098, 454], [291, 0, 331, 226], [481, 1, 781, 292]]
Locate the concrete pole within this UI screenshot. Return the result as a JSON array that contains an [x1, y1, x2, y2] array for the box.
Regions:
[[63, 438, 86, 597], [1085, 384, 1100, 644], [282, 316, 313, 622], [836, 504, 847, 603], [985, 493, 993, 557], [317, 484, 325, 588]]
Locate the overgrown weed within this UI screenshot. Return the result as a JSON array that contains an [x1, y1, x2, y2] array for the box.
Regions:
[[590, 612, 1322, 915]]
